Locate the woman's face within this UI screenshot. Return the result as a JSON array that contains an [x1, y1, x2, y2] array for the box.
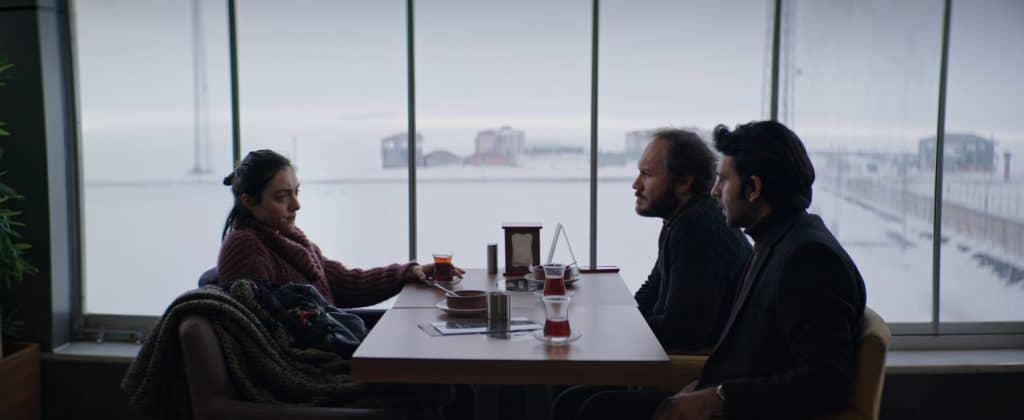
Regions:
[[242, 167, 301, 232]]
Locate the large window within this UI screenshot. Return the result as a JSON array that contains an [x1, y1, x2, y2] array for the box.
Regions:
[[75, 0, 232, 315], [235, 0, 409, 271], [415, 0, 592, 268], [782, 0, 943, 323], [596, 0, 771, 292], [940, 0, 1024, 322], [71, 0, 1024, 340]]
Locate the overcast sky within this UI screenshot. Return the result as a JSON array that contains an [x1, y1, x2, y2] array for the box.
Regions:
[[73, 0, 1024, 178]]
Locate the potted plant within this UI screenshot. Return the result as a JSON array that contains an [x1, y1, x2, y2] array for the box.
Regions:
[[0, 56, 42, 420]]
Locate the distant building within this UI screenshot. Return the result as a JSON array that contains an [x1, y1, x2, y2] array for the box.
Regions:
[[529, 144, 585, 156], [625, 130, 656, 161], [423, 150, 462, 167], [918, 133, 995, 172], [467, 126, 525, 166], [381, 132, 424, 169], [598, 151, 627, 166], [625, 127, 710, 161]]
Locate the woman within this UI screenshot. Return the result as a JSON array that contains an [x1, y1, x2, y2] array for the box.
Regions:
[[218, 149, 462, 307], [214, 150, 473, 419]]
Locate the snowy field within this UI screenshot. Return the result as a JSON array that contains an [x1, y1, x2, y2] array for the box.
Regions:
[[84, 173, 1024, 323]]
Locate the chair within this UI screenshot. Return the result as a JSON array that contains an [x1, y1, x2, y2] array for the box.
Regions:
[[178, 314, 406, 420], [821, 306, 891, 420], [654, 307, 891, 420], [656, 354, 708, 392]]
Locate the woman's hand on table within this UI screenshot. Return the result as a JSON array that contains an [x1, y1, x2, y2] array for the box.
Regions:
[[411, 263, 465, 283]]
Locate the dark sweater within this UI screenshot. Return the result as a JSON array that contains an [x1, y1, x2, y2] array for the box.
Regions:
[[634, 195, 753, 353], [218, 218, 410, 308]]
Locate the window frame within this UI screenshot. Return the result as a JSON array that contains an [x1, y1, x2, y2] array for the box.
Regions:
[[66, 0, 1024, 348]]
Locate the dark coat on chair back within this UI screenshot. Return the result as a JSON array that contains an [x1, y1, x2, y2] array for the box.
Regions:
[[698, 210, 867, 420]]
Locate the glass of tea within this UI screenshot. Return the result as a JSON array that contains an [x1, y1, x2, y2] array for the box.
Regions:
[[541, 264, 567, 296], [432, 252, 454, 282], [542, 295, 572, 343]]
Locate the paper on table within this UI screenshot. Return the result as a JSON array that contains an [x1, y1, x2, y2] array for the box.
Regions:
[[423, 317, 541, 336]]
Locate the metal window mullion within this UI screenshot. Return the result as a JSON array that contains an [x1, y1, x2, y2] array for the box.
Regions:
[[65, 0, 87, 340], [228, 0, 241, 165], [588, 0, 599, 269], [769, 0, 782, 121], [931, 0, 952, 335], [406, 0, 417, 261]]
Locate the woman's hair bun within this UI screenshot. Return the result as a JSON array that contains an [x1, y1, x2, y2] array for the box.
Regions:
[[222, 172, 235, 186]]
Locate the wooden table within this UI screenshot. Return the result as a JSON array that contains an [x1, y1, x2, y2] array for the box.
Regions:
[[353, 270, 670, 386], [392, 269, 638, 309]]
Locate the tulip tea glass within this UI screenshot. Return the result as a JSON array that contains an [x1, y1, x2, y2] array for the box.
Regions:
[[542, 263, 567, 296], [542, 295, 572, 343], [433, 252, 454, 282]]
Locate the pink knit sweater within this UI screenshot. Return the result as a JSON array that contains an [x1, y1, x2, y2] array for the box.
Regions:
[[217, 219, 410, 308]]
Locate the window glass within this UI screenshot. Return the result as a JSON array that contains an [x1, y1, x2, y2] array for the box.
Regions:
[[784, 0, 944, 322], [597, 0, 770, 292], [76, 0, 232, 315], [940, 0, 1024, 322], [236, 0, 409, 277], [415, 0, 592, 268]]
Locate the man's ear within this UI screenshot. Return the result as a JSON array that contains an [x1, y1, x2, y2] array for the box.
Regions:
[[675, 175, 693, 198], [746, 175, 763, 203]]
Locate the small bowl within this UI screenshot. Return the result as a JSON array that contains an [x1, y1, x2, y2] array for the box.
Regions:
[[446, 290, 487, 310]]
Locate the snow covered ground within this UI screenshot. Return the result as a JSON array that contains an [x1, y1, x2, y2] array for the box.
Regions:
[[84, 174, 1024, 322]]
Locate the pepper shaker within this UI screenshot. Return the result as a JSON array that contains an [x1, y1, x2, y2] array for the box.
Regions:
[[487, 242, 499, 274], [487, 291, 510, 332]]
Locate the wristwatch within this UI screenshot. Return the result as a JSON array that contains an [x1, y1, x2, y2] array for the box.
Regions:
[[715, 384, 727, 401]]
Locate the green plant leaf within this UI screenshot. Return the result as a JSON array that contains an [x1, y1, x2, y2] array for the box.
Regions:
[[1, 305, 26, 339], [0, 58, 35, 334]]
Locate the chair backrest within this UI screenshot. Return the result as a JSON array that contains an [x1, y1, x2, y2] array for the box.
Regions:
[[822, 306, 891, 420], [178, 315, 239, 418], [198, 267, 219, 287], [178, 314, 408, 420], [655, 308, 891, 419]]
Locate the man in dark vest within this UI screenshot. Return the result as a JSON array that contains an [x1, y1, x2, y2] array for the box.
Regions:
[[632, 128, 753, 353], [575, 121, 866, 420]]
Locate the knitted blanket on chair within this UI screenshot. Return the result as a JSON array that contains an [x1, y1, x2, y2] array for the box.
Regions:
[[121, 279, 392, 419]]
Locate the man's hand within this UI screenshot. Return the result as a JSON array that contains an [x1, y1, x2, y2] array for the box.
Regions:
[[651, 383, 724, 420]]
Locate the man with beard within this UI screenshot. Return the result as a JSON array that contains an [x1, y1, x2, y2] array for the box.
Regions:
[[652, 121, 867, 419], [551, 128, 752, 420], [574, 121, 867, 420], [631, 128, 752, 352], [557, 128, 749, 420]]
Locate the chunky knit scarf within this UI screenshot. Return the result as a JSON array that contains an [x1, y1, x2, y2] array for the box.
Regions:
[[122, 281, 415, 419]]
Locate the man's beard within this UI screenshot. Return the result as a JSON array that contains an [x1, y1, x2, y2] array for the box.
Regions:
[[722, 191, 752, 229], [636, 191, 679, 218]]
